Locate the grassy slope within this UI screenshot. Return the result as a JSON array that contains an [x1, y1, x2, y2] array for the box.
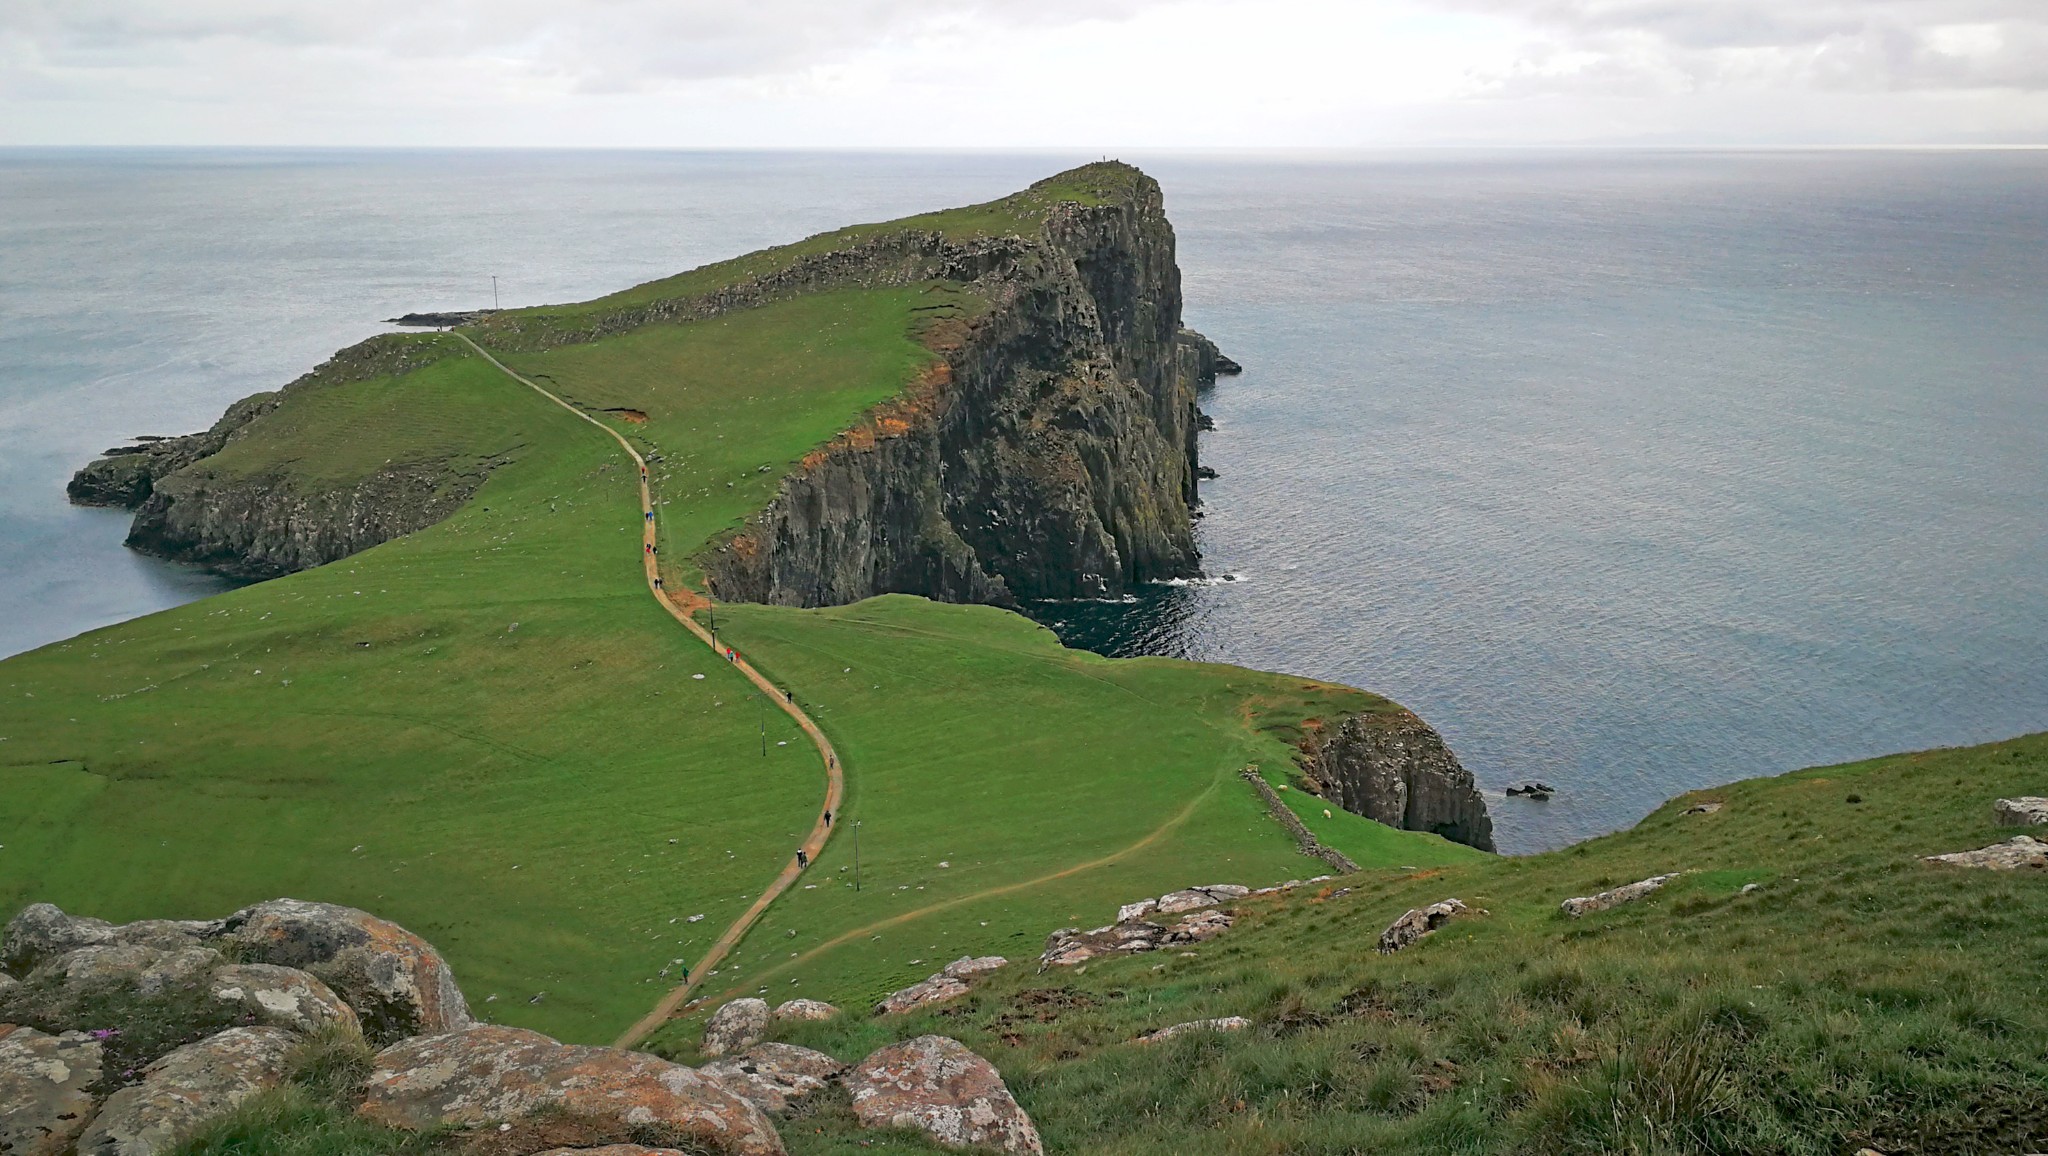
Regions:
[[2, 213, 1466, 1046]]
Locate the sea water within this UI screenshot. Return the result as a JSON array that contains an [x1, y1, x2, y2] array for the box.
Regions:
[[3, 149, 2043, 851]]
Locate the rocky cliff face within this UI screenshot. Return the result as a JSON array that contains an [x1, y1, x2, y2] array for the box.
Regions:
[[1298, 710, 1496, 852], [697, 173, 1213, 606], [68, 336, 473, 579]]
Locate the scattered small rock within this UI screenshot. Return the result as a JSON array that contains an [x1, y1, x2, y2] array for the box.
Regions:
[[1924, 835, 2048, 871], [1560, 873, 1683, 917], [1133, 1016, 1250, 1044], [0, 1026, 104, 1156], [1994, 797, 2048, 827], [875, 974, 969, 1016], [1376, 899, 1469, 954], [701, 998, 770, 1057], [846, 1035, 1041, 1155], [940, 956, 1007, 981], [77, 1026, 297, 1156], [1683, 802, 1723, 816]]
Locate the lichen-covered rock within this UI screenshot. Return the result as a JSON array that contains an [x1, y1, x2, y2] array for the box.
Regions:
[[1994, 797, 2048, 827], [0, 1027, 103, 1156], [1376, 900, 1469, 954], [1924, 835, 2048, 871], [1154, 886, 1248, 916], [846, 1036, 1041, 1154], [939, 957, 1007, 981], [700, 999, 770, 1058], [76, 1027, 297, 1156], [1133, 1017, 1250, 1045], [534, 1148, 691, 1156], [1298, 709, 1495, 851], [360, 1025, 782, 1156], [701, 1043, 847, 1114], [216, 899, 469, 1045], [1, 905, 221, 978], [1115, 899, 1158, 923], [207, 964, 359, 1035], [876, 975, 969, 1016], [1038, 921, 1168, 969], [1165, 910, 1232, 944], [34, 945, 222, 999], [770, 999, 838, 1023], [1560, 874, 1682, 917]]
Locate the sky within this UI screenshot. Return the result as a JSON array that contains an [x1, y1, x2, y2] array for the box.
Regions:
[[4, 0, 2047, 148]]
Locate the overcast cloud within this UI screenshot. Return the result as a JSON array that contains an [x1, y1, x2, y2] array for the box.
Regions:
[[4, 0, 2045, 146]]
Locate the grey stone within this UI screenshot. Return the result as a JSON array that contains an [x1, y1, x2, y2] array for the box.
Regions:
[[1994, 797, 2048, 827], [1154, 886, 1248, 916], [1, 905, 221, 978], [1133, 1016, 1250, 1044], [1924, 835, 2048, 871], [876, 975, 969, 1016], [700, 998, 770, 1058], [770, 998, 837, 1022], [701, 1042, 847, 1114], [939, 956, 1006, 981], [216, 898, 470, 1045], [1376, 900, 1469, 954], [1560, 874, 1682, 917], [1115, 899, 1158, 923], [847, 1035, 1041, 1154], [76, 1026, 297, 1156], [359, 1024, 782, 1156], [207, 964, 359, 1035], [0, 1026, 104, 1156]]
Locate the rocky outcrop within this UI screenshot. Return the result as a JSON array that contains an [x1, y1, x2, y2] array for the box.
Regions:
[[876, 957, 1010, 1016], [1039, 909, 1233, 970], [1560, 874, 1682, 917], [1133, 1016, 1249, 1045], [2, 905, 221, 977], [700, 999, 770, 1058], [67, 334, 479, 579], [700, 1043, 846, 1115], [1376, 900, 1469, 954], [1297, 709, 1495, 852], [76, 1027, 297, 1156], [695, 166, 1211, 606], [361, 1025, 782, 1156], [215, 899, 471, 1046], [1924, 835, 2048, 870], [1994, 797, 2048, 826], [846, 1036, 1042, 1155], [0, 1027, 103, 1156]]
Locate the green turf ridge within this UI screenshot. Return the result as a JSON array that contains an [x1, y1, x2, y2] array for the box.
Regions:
[[2, 257, 1463, 1046]]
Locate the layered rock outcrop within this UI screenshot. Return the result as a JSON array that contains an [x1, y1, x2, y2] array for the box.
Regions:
[[1296, 709, 1496, 852]]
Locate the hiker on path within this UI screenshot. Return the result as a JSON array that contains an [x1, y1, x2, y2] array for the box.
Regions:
[[796, 849, 808, 869], [654, 576, 664, 590], [824, 809, 832, 827]]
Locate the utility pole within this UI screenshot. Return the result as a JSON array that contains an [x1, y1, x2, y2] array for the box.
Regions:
[[492, 276, 499, 311], [759, 696, 766, 757], [853, 820, 861, 892]]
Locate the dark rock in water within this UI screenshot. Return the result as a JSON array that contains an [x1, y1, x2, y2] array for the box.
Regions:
[[1195, 465, 1220, 480], [386, 311, 490, 327], [1297, 710, 1495, 851], [1213, 353, 1243, 375], [1505, 782, 1556, 799], [1196, 411, 1216, 431]]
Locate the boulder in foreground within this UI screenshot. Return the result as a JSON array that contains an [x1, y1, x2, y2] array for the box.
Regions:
[[360, 1024, 782, 1156], [0, 1026, 104, 1156], [846, 1035, 1041, 1154], [218, 898, 471, 1045], [1994, 797, 2048, 827], [701, 998, 770, 1057], [76, 1026, 297, 1156], [701, 1042, 846, 1114]]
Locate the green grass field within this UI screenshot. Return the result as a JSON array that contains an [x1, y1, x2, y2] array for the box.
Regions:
[[1, 220, 1466, 1047]]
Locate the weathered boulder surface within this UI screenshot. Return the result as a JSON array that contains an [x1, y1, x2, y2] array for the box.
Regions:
[[1038, 909, 1233, 970], [939, 956, 1007, 981], [1376, 900, 1469, 954], [206, 964, 359, 1035], [1133, 1017, 1250, 1045], [700, 999, 770, 1058], [534, 1148, 690, 1156], [32, 945, 220, 995], [769, 999, 838, 1023], [1994, 797, 2048, 827], [2, 905, 221, 978], [76, 1027, 297, 1156], [1560, 874, 1682, 918], [1155, 886, 1249, 916], [360, 1025, 782, 1156], [701, 1043, 847, 1114], [217, 899, 470, 1045], [0, 1027, 103, 1156], [876, 976, 969, 1017], [1924, 835, 2048, 871], [1297, 709, 1494, 851], [846, 1036, 1041, 1155], [1115, 899, 1158, 923]]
